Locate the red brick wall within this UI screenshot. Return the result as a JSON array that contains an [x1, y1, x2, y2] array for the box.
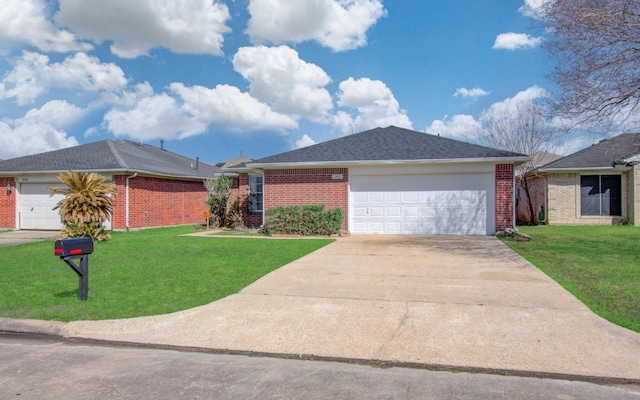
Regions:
[[0, 178, 16, 228], [111, 175, 208, 229], [495, 164, 515, 231], [264, 168, 349, 230]]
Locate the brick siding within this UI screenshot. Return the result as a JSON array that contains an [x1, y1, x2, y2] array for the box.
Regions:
[[495, 164, 515, 231], [547, 172, 630, 225], [264, 168, 349, 230], [111, 175, 208, 229], [0, 178, 16, 228]]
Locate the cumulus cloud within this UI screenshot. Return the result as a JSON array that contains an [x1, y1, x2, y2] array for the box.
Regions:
[[519, 0, 550, 18], [55, 0, 231, 58], [233, 45, 333, 119], [493, 32, 542, 50], [295, 134, 316, 149], [103, 93, 208, 141], [454, 87, 490, 99], [426, 114, 481, 140], [0, 100, 83, 159], [334, 77, 412, 134], [426, 86, 550, 141], [246, 0, 386, 52], [0, 51, 128, 105], [170, 83, 298, 132], [0, 0, 92, 53]]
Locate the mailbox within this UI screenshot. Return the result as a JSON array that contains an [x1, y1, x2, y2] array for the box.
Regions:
[[55, 238, 94, 257], [54, 237, 94, 301]]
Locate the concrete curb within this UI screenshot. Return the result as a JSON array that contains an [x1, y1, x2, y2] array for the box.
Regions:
[[0, 318, 66, 337]]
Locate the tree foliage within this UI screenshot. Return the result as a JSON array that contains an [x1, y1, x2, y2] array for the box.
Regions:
[[478, 100, 561, 224], [205, 175, 233, 227], [50, 170, 117, 241], [542, 0, 640, 128]]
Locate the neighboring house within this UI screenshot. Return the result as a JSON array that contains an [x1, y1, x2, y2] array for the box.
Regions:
[[225, 126, 529, 235], [515, 151, 562, 224], [529, 133, 640, 225], [0, 140, 222, 230]]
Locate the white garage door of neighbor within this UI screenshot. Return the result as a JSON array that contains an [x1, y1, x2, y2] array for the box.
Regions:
[[350, 173, 495, 235], [20, 183, 65, 230]]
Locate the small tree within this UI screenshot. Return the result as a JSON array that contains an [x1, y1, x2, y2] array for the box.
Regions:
[[50, 170, 117, 241], [478, 100, 561, 224], [205, 175, 233, 227]]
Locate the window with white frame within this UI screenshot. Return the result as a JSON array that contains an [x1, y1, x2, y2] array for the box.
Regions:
[[248, 175, 263, 212], [580, 175, 622, 216]]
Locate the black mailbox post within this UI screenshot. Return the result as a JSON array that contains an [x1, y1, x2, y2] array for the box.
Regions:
[[55, 238, 94, 301]]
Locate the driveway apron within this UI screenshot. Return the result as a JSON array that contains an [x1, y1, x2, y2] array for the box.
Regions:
[[63, 235, 640, 380]]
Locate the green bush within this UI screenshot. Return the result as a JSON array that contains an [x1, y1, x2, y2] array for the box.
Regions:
[[265, 205, 344, 235]]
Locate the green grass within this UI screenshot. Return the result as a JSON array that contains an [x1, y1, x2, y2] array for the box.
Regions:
[[0, 226, 332, 322], [502, 225, 640, 332]]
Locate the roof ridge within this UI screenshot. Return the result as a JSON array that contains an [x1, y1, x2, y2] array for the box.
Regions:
[[106, 140, 129, 169]]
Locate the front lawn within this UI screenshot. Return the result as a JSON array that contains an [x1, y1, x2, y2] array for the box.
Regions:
[[0, 226, 332, 322], [502, 225, 640, 332]]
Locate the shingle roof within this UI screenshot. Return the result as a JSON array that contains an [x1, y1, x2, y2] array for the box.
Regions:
[[0, 140, 222, 178], [540, 133, 640, 170], [249, 126, 527, 165]]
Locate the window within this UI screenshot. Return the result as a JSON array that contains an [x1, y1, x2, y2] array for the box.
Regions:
[[580, 175, 621, 216], [248, 175, 263, 212]]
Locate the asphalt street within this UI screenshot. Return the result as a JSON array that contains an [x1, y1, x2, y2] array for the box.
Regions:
[[1, 334, 638, 400]]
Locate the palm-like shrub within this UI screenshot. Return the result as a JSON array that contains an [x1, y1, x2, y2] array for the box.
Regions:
[[50, 170, 117, 241]]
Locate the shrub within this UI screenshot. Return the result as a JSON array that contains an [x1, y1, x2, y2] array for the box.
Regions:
[[265, 205, 344, 235], [50, 170, 117, 241], [205, 175, 233, 227]]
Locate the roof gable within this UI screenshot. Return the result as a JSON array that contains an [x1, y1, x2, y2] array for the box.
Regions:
[[0, 140, 222, 178], [541, 133, 640, 170], [250, 126, 526, 165]]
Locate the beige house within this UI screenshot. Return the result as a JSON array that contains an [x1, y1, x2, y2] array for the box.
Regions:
[[516, 152, 561, 224], [526, 134, 640, 226]]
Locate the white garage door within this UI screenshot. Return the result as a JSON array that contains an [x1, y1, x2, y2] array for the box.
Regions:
[[350, 173, 495, 235], [20, 183, 65, 230]]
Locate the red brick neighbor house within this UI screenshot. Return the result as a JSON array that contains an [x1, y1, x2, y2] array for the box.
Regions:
[[0, 140, 223, 230], [225, 126, 529, 235], [524, 133, 640, 226]]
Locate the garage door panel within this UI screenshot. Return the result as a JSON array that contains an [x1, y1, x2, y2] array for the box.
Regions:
[[20, 183, 65, 230], [350, 173, 494, 235]]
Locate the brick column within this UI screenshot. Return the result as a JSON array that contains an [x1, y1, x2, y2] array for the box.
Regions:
[[0, 177, 16, 228], [495, 164, 515, 232]]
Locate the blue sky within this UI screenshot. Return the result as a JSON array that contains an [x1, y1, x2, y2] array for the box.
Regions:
[[0, 0, 592, 164]]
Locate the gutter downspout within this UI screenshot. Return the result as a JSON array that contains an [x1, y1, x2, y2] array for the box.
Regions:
[[125, 173, 137, 230]]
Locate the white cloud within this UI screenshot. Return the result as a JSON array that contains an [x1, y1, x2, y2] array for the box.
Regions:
[[0, 100, 83, 159], [0, 0, 92, 53], [103, 93, 208, 141], [493, 32, 542, 50], [426, 86, 550, 141], [426, 114, 481, 140], [334, 77, 412, 134], [55, 0, 231, 58], [482, 85, 548, 118], [519, 0, 550, 19], [233, 45, 333, 119], [295, 134, 316, 149], [0, 51, 128, 105], [454, 87, 490, 99], [171, 83, 298, 132], [246, 0, 386, 52]]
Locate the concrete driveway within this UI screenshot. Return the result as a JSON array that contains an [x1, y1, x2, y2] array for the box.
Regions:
[[0, 230, 58, 247], [62, 235, 640, 381]]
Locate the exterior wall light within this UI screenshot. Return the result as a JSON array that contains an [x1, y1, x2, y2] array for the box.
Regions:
[[6, 183, 11, 195]]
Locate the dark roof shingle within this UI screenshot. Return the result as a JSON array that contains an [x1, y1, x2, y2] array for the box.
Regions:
[[0, 140, 222, 178], [250, 126, 526, 165], [541, 133, 640, 170]]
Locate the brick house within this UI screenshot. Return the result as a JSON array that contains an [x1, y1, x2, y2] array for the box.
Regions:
[[527, 133, 640, 225], [0, 140, 222, 230], [226, 126, 529, 235]]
